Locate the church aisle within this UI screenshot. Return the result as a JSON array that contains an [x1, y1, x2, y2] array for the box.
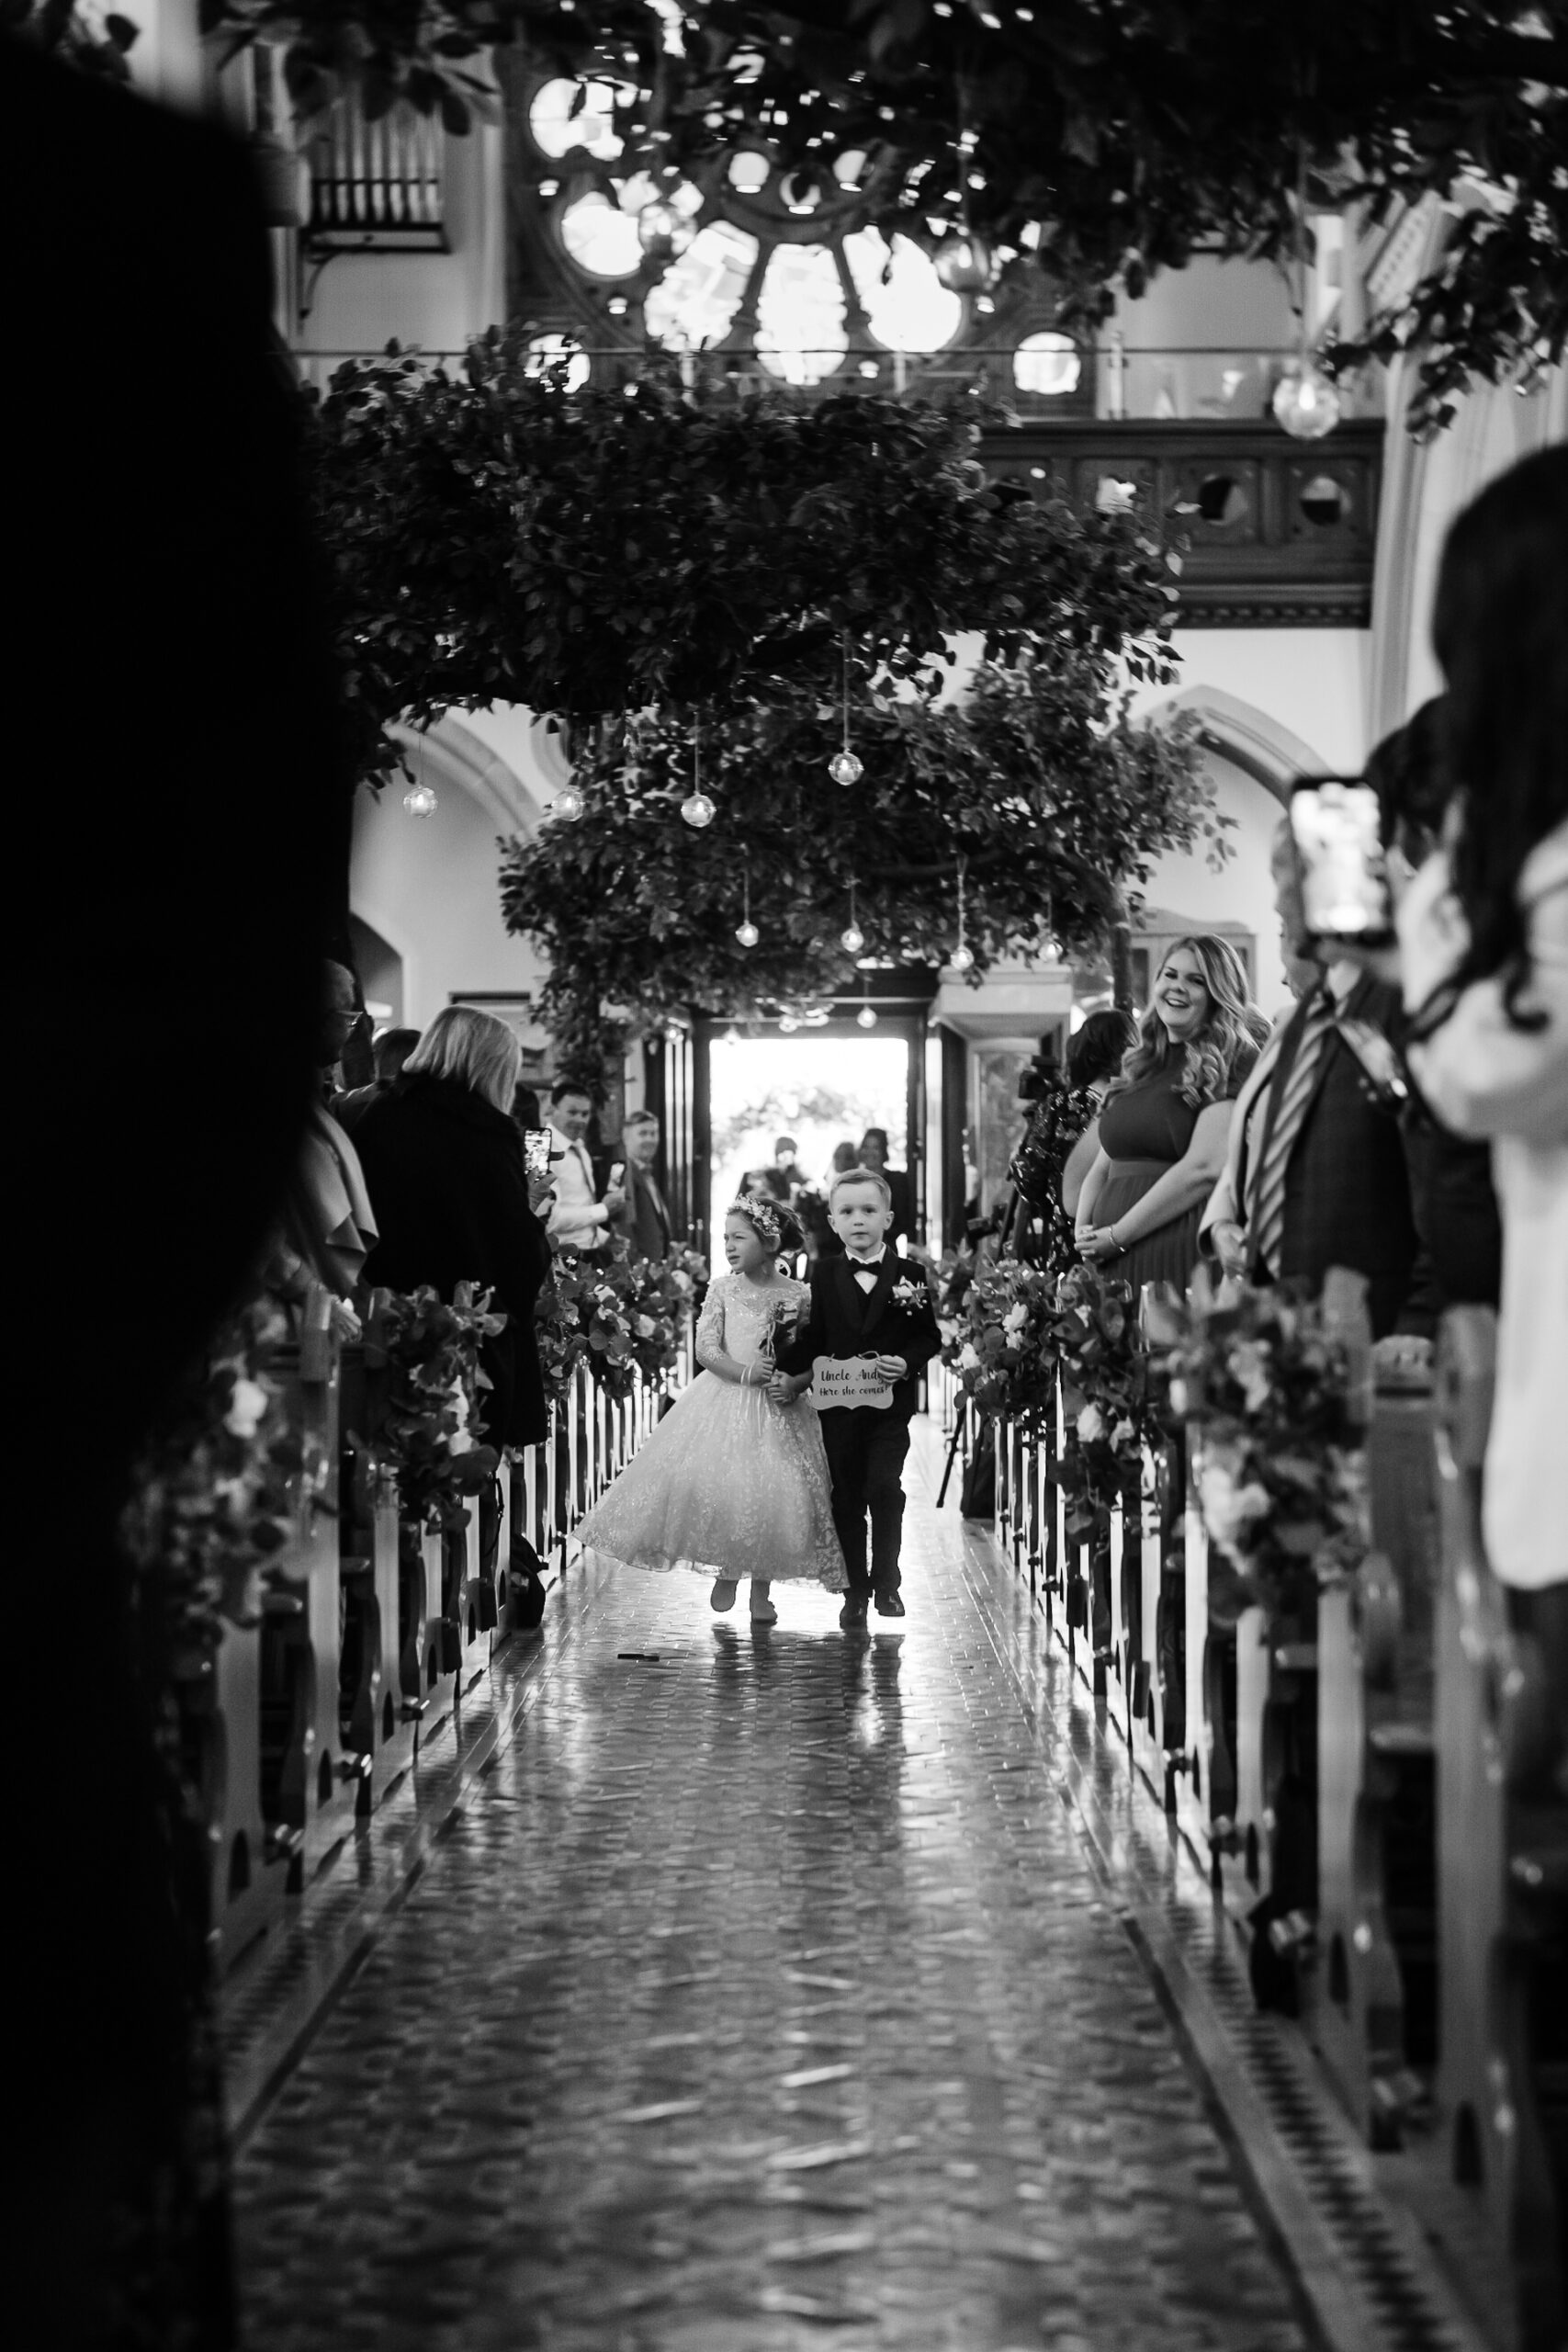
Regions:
[[233, 1431, 1314, 2352]]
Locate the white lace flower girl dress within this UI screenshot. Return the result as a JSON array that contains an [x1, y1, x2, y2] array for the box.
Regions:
[[575, 1273, 847, 1589]]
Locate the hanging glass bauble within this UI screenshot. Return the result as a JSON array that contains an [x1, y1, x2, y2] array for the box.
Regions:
[[637, 198, 694, 264], [1042, 935, 1063, 963], [735, 918, 760, 948], [857, 1003, 878, 1029], [933, 230, 994, 293], [829, 749, 863, 787], [949, 941, 976, 973], [681, 791, 716, 828], [1272, 361, 1342, 441], [402, 778, 438, 818], [553, 785, 584, 822], [840, 922, 865, 956]]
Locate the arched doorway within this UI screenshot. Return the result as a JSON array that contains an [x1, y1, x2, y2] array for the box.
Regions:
[[348, 913, 405, 1026]]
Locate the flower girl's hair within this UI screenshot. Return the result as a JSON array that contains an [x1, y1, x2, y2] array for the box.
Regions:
[[726, 1193, 802, 1255]]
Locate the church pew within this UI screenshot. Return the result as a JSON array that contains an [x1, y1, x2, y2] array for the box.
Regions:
[[1433, 1307, 1566, 2352], [1309, 1367, 1438, 2145]]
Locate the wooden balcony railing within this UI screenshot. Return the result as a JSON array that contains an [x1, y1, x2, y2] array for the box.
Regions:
[[978, 417, 1383, 628]]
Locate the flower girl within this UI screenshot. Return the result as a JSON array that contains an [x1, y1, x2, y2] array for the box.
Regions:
[[575, 1195, 847, 1622]]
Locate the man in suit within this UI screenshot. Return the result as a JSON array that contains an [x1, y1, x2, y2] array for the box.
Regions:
[[613, 1109, 674, 1260], [1201, 824, 1424, 1339], [547, 1078, 625, 1251], [773, 1168, 941, 1628]]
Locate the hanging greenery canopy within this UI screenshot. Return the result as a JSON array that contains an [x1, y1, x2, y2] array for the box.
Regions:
[[499, 655, 1228, 1074], [309, 334, 1179, 788], [191, 0, 1568, 433]]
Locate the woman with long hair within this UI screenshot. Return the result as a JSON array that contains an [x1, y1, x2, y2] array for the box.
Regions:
[[1399, 445, 1568, 1628], [1075, 936, 1261, 1293]]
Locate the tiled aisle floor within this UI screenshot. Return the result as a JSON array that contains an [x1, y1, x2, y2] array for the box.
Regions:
[[232, 1430, 1315, 2352]]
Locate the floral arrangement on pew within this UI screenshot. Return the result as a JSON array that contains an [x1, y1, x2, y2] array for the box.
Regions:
[[946, 1256, 1062, 1433], [536, 1240, 707, 1407], [1046, 1264, 1156, 1545], [120, 1291, 302, 1660], [1147, 1280, 1369, 1626], [362, 1283, 505, 1533]]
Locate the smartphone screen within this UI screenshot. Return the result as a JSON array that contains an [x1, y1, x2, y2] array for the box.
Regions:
[[1289, 779, 1394, 949], [523, 1126, 553, 1182]]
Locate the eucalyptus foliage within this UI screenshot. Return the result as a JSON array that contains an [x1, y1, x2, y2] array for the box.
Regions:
[[499, 654, 1227, 1071], [310, 336, 1177, 787], [198, 0, 1568, 433]]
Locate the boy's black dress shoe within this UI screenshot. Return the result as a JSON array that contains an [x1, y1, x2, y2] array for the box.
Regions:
[[873, 1589, 906, 1618], [839, 1597, 868, 1630]]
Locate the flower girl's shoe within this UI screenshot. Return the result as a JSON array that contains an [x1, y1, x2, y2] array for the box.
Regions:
[[749, 1580, 777, 1624], [711, 1578, 738, 1612]]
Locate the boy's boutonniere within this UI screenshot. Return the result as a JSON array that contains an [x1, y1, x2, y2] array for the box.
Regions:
[[891, 1274, 928, 1310]]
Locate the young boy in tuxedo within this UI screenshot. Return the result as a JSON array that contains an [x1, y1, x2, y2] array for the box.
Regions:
[[770, 1168, 940, 1629]]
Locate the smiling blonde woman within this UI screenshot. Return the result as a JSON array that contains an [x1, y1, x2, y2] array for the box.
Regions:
[[1075, 936, 1262, 1294]]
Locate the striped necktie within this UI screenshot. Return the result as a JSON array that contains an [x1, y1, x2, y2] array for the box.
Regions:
[[1248, 989, 1337, 1280]]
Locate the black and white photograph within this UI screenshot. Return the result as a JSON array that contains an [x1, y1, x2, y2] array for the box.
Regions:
[[8, 3, 1566, 2346]]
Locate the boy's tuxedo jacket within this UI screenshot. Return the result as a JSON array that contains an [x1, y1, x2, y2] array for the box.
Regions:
[[779, 1252, 940, 1420]]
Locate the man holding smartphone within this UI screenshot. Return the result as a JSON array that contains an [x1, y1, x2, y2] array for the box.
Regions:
[[547, 1078, 626, 1251]]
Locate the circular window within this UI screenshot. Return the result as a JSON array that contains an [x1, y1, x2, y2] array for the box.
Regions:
[[530, 77, 627, 162], [559, 190, 643, 277], [1299, 473, 1349, 526], [1013, 332, 1081, 397]]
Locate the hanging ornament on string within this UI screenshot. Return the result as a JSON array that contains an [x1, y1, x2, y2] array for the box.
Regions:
[[681, 720, 715, 828], [1041, 891, 1063, 962], [857, 974, 878, 1029], [840, 877, 865, 957], [828, 628, 863, 786], [1272, 146, 1342, 443], [735, 853, 759, 948], [949, 855, 976, 973], [553, 783, 585, 823], [932, 95, 996, 293], [402, 777, 438, 819]]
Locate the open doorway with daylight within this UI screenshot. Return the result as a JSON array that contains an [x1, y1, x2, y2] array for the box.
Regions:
[[699, 1008, 925, 1259]]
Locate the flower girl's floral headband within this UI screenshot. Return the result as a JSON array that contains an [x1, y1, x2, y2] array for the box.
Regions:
[[728, 1193, 784, 1250]]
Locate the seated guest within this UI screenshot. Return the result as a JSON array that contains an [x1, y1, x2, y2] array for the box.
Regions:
[[1201, 828, 1423, 1340], [1077, 937, 1260, 1293], [858, 1126, 913, 1245], [547, 1076, 625, 1252], [355, 1005, 555, 1453], [1401, 447, 1568, 1651], [334, 1023, 421, 1134], [613, 1109, 674, 1260]]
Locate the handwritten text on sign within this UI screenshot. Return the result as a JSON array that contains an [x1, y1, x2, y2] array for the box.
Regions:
[[812, 1354, 895, 1411]]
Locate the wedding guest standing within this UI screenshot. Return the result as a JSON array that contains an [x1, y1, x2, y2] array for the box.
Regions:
[[858, 1126, 913, 1245], [613, 1109, 674, 1260], [547, 1076, 625, 1251], [1057, 1009, 1138, 1226], [1399, 447, 1568, 1692], [355, 1007, 556, 1452], [335, 1024, 421, 1134], [1076, 937, 1259, 1291]]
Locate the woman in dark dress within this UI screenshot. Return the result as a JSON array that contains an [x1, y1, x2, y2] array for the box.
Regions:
[[1075, 937, 1260, 1295], [355, 1005, 555, 1450]]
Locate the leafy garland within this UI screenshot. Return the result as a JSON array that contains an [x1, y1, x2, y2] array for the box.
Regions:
[[535, 1239, 706, 1404], [120, 1291, 302, 1660], [362, 1283, 506, 1532], [189, 1, 1568, 434], [502, 654, 1224, 1069], [1149, 1283, 1369, 1627], [309, 344, 1179, 790]]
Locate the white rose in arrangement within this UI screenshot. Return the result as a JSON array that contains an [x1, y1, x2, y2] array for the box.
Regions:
[[448, 1430, 475, 1456], [1168, 1377, 1191, 1418], [1225, 1340, 1272, 1415], [1077, 1402, 1105, 1444], [960, 1342, 981, 1370], [1111, 1417, 1135, 1448], [637, 1314, 657, 1338], [224, 1376, 270, 1441], [448, 1385, 470, 1428], [1198, 1456, 1270, 1549], [1003, 1302, 1032, 1337]]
